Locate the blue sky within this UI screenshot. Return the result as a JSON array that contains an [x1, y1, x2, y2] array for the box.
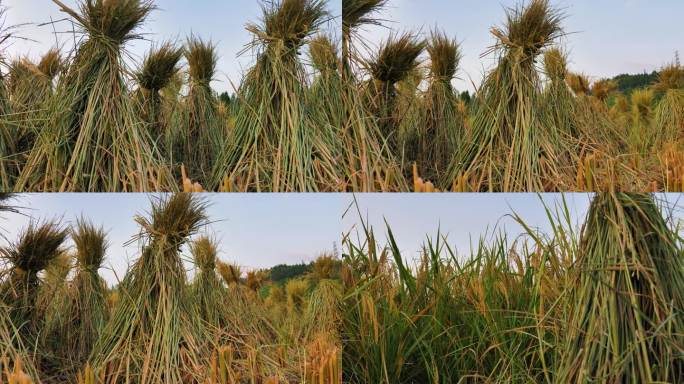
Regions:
[[0, 194, 342, 285], [343, 193, 684, 264], [2, 0, 342, 93], [343, 193, 592, 262], [3, 1, 680, 94], [3, 193, 684, 285], [358, 0, 683, 92]]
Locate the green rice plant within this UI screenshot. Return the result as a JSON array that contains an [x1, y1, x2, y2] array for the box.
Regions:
[[211, 0, 339, 192], [15, 0, 175, 192], [182, 37, 222, 185], [445, 0, 566, 191], [341, 196, 581, 383], [89, 194, 209, 382], [556, 193, 684, 383], [135, 42, 184, 164], [189, 236, 225, 327]]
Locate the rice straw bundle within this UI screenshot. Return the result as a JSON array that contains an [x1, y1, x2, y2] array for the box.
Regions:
[[8, 50, 61, 115], [216, 260, 242, 286], [446, 0, 566, 191], [308, 35, 344, 148], [590, 78, 617, 103], [542, 48, 578, 140], [411, 30, 463, 181], [211, 0, 339, 192], [557, 193, 684, 382], [182, 37, 222, 185], [35, 251, 71, 319], [653, 64, 684, 146], [190, 236, 225, 327], [15, 0, 174, 192], [60, 219, 109, 369], [36, 251, 73, 379], [89, 193, 208, 382], [135, 42, 183, 161], [6, 52, 62, 175], [0, 220, 67, 340], [366, 32, 425, 146], [340, 0, 407, 192]]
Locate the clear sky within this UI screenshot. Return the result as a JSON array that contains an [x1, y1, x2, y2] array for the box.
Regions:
[[0, 194, 342, 286], [343, 193, 684, 264], [357, 0, 684, 92], [3, 193, 684, 285], [2, 0, 342, 94]]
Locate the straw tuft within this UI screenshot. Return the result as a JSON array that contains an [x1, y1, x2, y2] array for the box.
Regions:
[[72, 218, 108, 270], [57, 0, 155, 45], [342, 0, 387, 32], [427, 30, 460, 81], [590, 78, 617, 102], [186, 37, 217, 85], [252, 0, 328, 49], [369, 32, 425, 84], [309, 34, 339, 72], [217, 260, 242, 285], [1, 220, 68, 273], [135, 193, 208, 241], [543, 48, 566, 80], [491, 0, 564, 55], [190, 236, 218, 272], [37, 48, 63, 79], [137, 42, 183, 91]]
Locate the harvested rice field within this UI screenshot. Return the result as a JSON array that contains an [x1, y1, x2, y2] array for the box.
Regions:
[[0, 192, 682, 382], [0, 193, 342, 383], [0, 0, 681, 192]]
